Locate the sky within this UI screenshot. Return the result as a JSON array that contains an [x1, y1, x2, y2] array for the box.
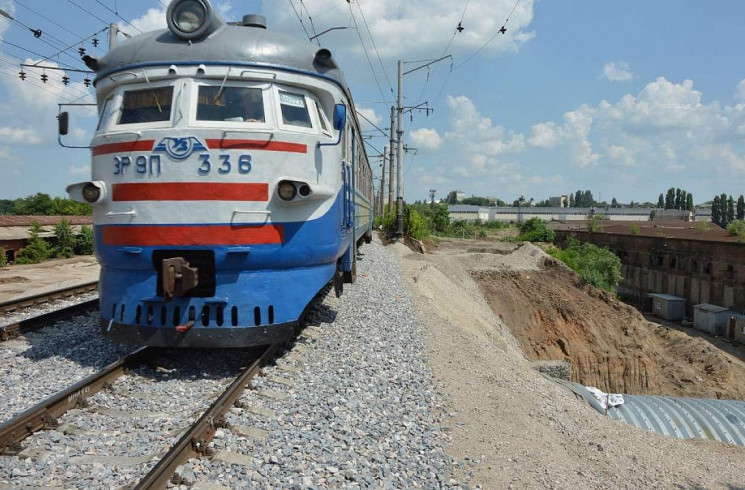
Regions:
[[1, 0, 745, 205]]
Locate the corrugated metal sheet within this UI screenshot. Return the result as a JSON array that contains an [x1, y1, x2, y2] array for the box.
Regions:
[[561, 381, 745, 447]]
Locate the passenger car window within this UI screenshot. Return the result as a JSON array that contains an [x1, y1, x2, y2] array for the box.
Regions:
[[118, 86, 173, 125], [197, 86, 265, 122], [279, 91, 312, 128]]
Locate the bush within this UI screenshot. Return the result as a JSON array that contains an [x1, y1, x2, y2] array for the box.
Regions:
[[0, 247, 5, 267], [630, 223, 640, 235], [76, 225, 94, 255], [587, 214, 604, 233], [406, 208, 429, 240], [518, 217, 554, 243], [16, 222, 52, 264], [548, 238, 622, 292], [727, 220, 745, 238], [696, 221, 710, 232], [54, 218, 76, 258]]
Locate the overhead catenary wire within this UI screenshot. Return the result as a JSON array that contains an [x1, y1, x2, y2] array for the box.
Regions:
[[286, 0, 313, 42], [454, 0, 522, 71], [347, 3, 389, 105], [14, 0, 88, 40], [298, 0, 320, 45], [355, 0, 394, 95], [442, 0, 471, 56], [92, 0, 144, 34]]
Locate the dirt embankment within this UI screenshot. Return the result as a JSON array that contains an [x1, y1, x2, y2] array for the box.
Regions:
[[473, 251, 745, 400]]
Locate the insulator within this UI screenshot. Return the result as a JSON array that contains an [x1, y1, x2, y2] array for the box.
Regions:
[[78, 46, 86, 56], [62, 75, 70, 85], [92, 37, 99, 47], [41, 72, 48, 83], [31, 28, 42, 38], [18, 69, 26, 81], [83, 77, 91, 87]]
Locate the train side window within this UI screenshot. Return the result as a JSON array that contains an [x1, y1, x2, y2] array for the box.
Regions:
[[96, 97, 113, 131], [197, 86, 265, 122], [279, 91, 312, 128], [315, 101, 331, 136], [118, 86, 174, 125]]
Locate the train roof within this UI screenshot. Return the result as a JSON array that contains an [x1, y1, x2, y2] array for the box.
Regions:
[[94, 21, 348, 91]]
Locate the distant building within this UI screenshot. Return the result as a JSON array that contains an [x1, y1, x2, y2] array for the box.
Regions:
[[648, 293, 686, 321], [448, 205, 489, 222], [693, 304, 733, 336], [455, 191, 466, 203], [549, 195, 570, 208]]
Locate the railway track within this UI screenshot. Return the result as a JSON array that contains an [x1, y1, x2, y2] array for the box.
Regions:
[[0, 281, 99, 341], [0, 342, 282, 488], [0, 280, 98, 316]]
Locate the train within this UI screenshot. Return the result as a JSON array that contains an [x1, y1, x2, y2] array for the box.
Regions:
[[60, 0, 373, 347]]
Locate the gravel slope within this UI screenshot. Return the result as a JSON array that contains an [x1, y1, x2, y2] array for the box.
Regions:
[[394, 239, 745, 489]]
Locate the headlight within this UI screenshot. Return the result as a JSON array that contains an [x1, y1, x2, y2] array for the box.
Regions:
[[277, 181, 297, 201], [173, 0, 205, 33], [82, 183, 102, 203], [167, 0, 222, 40]]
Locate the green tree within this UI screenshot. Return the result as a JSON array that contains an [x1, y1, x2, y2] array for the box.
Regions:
[[518, 218, 554, 243], [76, 225, 94, 255], [675, 188, 682, 210], [686, 192, 694, 211], [611, 197, 618, 208], [712, 195, 722, 227], [737, 195, 745, 221], [665, 188, 675, 209], [15, 222, 52, 264], [657, 194, 664, 208], [0, 200, 13, 215], [431, 204, 450, 233], [53, 218, 76, 258], [405, 208, 429, 240], [587, 213, 605, 232], [727, 195, 736, 226]]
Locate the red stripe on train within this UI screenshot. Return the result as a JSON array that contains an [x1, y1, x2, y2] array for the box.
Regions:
[[92, 141, 155, 156], [205, 139, 307, 153], [101, 224, 283, 246], [112, 183, 268, 201]]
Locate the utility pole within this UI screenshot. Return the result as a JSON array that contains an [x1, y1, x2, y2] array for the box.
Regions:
[[395, 55, 452, 237], [429, 189, 436, 204], [381, 147, 387, 216], [108, 23, 118, 50], [396, 61, 404, 237], [388, 106, 395, 215]]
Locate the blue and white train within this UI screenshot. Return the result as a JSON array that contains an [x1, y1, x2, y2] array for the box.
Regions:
[[62, 0, 373, 347]]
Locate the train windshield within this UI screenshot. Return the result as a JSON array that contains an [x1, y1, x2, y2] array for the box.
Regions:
[[118, 86, 174, 125], [197, 86, 265, 122], [279, 91, 312, 128]]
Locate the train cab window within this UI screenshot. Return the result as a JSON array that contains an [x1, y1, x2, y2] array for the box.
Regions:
[[315, 101, 331, 135], [279, 91, 312, 128], [118, 86, 174, 125], [96, 97, 113, 131], [197, 86, 265, 122]]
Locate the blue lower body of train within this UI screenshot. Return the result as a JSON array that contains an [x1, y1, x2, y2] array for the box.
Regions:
[[97, 193, 366, 348]]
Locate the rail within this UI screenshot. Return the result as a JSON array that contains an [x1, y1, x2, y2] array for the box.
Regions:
[[134, 343, 281, 489], [0, 346, 153, 455], [0, 280, 98, 315], [0, 298, 99, 341]]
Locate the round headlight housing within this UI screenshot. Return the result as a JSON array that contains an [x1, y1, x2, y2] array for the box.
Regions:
[[82, 183, 101, 203], [167, 0, 219, 40], [277, 181, 297, 201]]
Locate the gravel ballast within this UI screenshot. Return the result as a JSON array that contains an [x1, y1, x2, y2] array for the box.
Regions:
[[0, 238, 455, 488]]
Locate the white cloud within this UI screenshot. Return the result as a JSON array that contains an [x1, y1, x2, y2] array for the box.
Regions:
[[123, 8, 166, 34], [356, 107, 382, 128], [529, 122, 559, 148], [736, 79, 745, 102], [410, 128, 442, 151], [0, 126, 43, 144], [602, 61, 634, 82], [262, 0, 537, 60]]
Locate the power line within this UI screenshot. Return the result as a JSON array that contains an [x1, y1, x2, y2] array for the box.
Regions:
[[355, 0, 394, 94], [348, 3, 389, 105], [93, 0, 144, 34], [29, 27, 109, 69], [286, 0, 312, 41], [14, 0, 87, 40], [356, 110, 388, 137], [454, 0, 522, 71], [442, 0, 471, 56], [298, 0, 320, 44], [0, 39, 80, 71]]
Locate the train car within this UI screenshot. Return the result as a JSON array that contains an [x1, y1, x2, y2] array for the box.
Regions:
[[61, 0, 373, 347]]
